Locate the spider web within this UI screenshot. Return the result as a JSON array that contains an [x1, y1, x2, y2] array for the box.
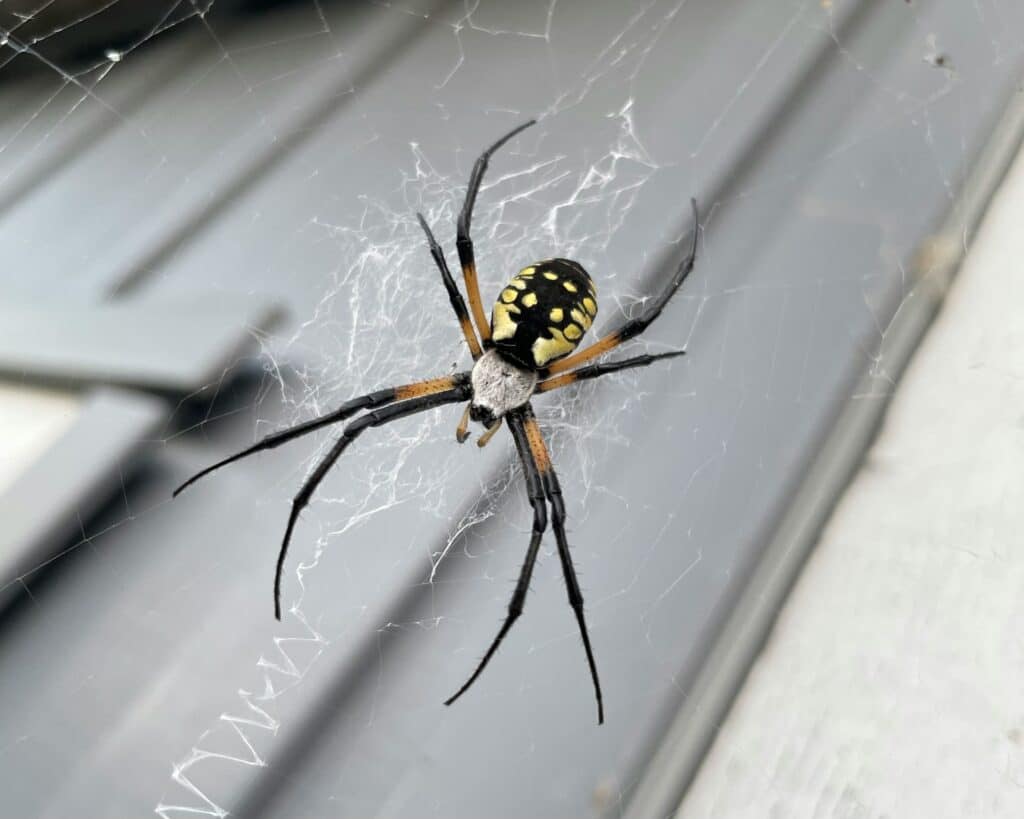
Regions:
[[0, 1, 1021, 817]]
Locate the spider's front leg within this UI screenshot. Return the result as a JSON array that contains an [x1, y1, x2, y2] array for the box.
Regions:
[[444, 414, 547, 705], [445, 403, 604, 725], [517, 404, 604, 724]]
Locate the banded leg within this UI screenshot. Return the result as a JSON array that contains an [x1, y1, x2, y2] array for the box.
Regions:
[[445, 404, 547, 708], [416, 213, 483, 359], [518, 404, 604, 724], [274, 384, 471, 619], [173, 373, 470, 496], [457, 119, 537, 343], [536, 350, 685, 394], [544, 198, 698, 376]]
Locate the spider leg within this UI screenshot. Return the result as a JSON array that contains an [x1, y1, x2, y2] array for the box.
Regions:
[[535, 349, 685, 394], [457, 119, 537, 344], [274, 383, 471, 619], [416, 213, 483, 360], [543, 198, 698, 376], [518, 404, 604, 724], [445, 406, 546, 708], [172, 374, 470, 497]]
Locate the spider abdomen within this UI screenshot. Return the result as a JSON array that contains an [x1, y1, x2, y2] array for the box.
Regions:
[[490, 258, 598, 370]]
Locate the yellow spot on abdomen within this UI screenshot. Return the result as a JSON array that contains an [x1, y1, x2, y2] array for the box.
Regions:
[[543, 271, 558, 281], [522, 292, 538, 308], [492, 302, 520, 341], [531, 328, 576, 366], [549, 307, 563, 322], [509, 278, 527, 290], [564, 323, 582, 340], [501, 288, 518, 303], [583, 297, 597, 316], [562, 281, 578, 293], [571, 308, 592, 330]]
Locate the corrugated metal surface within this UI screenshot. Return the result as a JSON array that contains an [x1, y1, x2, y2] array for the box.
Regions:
[[0, 1, 1021, 816], [679, 104, 1024, 819]]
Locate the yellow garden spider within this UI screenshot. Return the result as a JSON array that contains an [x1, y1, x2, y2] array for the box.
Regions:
[[174, 120, 699, 724]]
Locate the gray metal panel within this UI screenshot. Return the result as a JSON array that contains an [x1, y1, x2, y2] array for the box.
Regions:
[[631, 80, 1024, 819], [0, 387, 164, 607], [0, 1, 1020, 817], [0, 0, 448, 300], [0, 34, 208, 221], [0, 295, 282, 392]]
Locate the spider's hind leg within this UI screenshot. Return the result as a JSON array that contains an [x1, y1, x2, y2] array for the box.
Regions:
[[416, 213, 483, 360], [457, 119, 537, 343], [543, 198, 698, 377], [535, 349, 685, 394]]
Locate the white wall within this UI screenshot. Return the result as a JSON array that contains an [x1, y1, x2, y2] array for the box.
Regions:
[[679, 144, 1024, 819]]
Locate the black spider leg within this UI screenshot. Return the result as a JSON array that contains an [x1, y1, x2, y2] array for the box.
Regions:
[[457, 119, 537, 344], [444, 406, 547, 708], [273, 384, 471, 619], [536, 349, 686, 394], [416, 213, 483, 360], [172, 374, 470, 497], [543, 198, 699, 376], [521, 403, 604, 724]]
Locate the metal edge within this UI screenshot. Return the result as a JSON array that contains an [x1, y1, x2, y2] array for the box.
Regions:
[[105, 0, 455, 300], [0, 297, 284, 395], [621, 71, 1024, 819], [0, 386, 165, 611]]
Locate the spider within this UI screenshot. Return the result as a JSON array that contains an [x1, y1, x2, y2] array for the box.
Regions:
[[174, 120, 699, 724]]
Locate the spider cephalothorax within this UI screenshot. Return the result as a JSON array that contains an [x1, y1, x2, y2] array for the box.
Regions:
[[467, 350, 536, 430], [174, 119, 699, 725]]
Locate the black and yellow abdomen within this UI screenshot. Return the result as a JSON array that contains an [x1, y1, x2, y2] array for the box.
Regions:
[[490, 258, 598, 370]]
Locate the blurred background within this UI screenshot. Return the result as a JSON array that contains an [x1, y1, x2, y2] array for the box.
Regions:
[[1, 1, 1023, 816]]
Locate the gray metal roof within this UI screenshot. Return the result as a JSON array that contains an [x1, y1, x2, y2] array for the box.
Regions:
[[1, 1, 1021, 816]]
